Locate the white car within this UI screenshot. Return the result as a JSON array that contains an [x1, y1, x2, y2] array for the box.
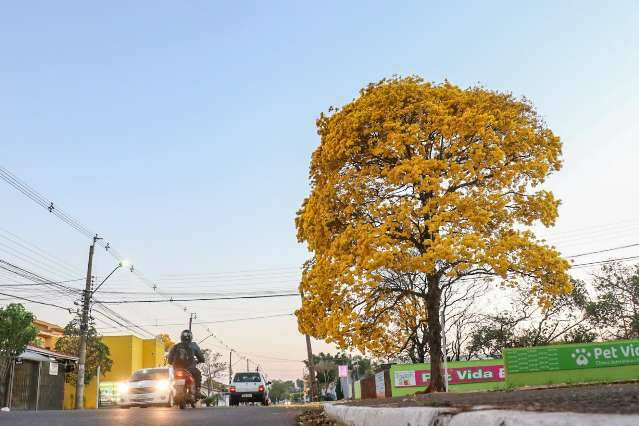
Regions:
[[119, 367, 175, 408], [229, 371, 271, 406]]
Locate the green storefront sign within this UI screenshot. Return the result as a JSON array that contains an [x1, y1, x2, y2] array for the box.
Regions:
[[505, 340, 639, 374]]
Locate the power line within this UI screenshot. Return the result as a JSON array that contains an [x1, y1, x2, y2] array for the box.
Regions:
[[97, 293, 300, 304], [160, 266, 300, 278], [0, 165, 194, 324], [0, 291, 71, 311], [567, 243, 639, 259], [0, 257, 153, 338], [0, 259, 81, 297], [570, 255, 639, 268], [95, 288, 297, 297], [0, 227, 84, 276], [96, 313, 294, 330], [94, 302, 155, 338], [0, 278, 84, 287]]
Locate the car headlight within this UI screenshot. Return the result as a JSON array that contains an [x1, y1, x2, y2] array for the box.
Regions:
[[118, 382, 129, 394], [156, 380, 169, 391]]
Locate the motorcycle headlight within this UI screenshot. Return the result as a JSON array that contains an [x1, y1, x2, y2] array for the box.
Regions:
[[156, 380, 169, 391], [118, 382, 129, 394]]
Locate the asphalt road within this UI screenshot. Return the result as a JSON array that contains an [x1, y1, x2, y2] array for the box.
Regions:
[[0, 406, 304, 426]]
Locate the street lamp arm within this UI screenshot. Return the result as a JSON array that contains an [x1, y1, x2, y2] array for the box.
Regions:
[[92, 263, 122, 295], [198, 333, 213, 345]]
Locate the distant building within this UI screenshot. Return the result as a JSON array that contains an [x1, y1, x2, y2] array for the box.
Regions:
[[32, 319, 65, 351]]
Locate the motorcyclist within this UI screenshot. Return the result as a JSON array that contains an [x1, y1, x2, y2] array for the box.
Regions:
[[167, 329, 205, 398]]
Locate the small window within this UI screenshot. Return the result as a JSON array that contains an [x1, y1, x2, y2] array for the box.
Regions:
[[233, 372, 262, 383]]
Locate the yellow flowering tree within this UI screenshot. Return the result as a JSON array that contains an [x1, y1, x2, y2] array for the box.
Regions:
[[295, 76, 571, 391]]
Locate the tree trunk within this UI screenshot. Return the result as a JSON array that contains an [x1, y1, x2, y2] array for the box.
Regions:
[[426, 274, 445, 392]]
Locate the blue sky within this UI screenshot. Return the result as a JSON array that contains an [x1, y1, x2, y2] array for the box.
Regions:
[[1, 1, 639, 379]]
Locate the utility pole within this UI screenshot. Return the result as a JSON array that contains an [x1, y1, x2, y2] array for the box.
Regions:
[[229, 351, 232, 384], [189, 312, 197, 331], [75, 234, 100, 409], [246, 359, 249, 371]]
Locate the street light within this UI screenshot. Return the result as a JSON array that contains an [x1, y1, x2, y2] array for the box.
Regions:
[[92, 261, 128, 295]]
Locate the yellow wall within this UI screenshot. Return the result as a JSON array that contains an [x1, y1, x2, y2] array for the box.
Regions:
[[63, 335, 165, 409], [143, 338, 165, 367]]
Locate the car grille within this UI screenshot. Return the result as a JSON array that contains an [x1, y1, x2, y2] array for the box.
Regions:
[[129, 387, 154, 394]]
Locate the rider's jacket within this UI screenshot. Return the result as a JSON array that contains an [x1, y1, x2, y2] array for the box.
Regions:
[[167, 341, 205, 368]]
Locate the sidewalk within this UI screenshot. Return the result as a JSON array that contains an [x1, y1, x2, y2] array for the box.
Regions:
[[324, 405, 639, 426], [321, 382, 639, 426]]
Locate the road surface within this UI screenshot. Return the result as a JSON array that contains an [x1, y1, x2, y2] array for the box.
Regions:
[[0, 406, 303, 426]]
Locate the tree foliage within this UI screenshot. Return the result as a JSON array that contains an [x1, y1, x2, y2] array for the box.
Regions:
[[198, 349, 227, 396], [269, 379, 296, 404], [303, 352, 375, 396], [157, 333, 174, 365], [54, 318, 113, 385], [0, 303, 37, 358], [296, 76, 570, 390], [157, 333, 174, 352], [587, 262, 639, 340], [467, 280, 594, 358]]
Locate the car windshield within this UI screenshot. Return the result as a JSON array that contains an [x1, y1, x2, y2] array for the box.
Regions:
[[233, 373, 262, 383], [130, 369, 168, 382]]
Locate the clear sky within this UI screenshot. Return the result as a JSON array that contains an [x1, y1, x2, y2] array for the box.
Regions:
[[1, 1, 638, 380]]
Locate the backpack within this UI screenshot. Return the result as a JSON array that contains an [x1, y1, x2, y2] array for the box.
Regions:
[[172, 342, 194, 368]]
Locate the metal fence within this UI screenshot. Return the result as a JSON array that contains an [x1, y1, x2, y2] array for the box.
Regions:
[[0, 357, 66, 410]]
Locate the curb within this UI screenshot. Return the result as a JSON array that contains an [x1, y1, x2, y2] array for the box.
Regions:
[[324, 405, 452, 426], [324, 404, 639, 426]]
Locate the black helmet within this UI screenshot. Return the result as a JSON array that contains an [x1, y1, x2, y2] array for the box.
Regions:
[[180, 329, 193, 344]]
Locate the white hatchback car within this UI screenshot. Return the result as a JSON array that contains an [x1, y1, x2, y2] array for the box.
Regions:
[[229, 371, 271, 406], [119, 367, 175, 408]]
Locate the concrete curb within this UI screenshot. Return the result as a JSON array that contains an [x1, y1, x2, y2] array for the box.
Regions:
[[323, 405, 452, 426], [447, 410, 639, 426], [324, 404, 639, 426]]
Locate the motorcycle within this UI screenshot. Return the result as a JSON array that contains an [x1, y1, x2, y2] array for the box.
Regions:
[[173, 368, 198, 409]]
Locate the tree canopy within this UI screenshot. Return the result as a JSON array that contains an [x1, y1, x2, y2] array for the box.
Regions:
[[55, 318, 113, 385], [198, 349, 227, 396], [0, 303, 37, 358], [587, 262, 639, 340], [303, 352, 375, 396], [269, 380, 296, 404], [296, 76, 570, 390]]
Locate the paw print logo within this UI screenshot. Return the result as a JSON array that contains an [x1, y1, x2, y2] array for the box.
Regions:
[[571, 348, 591, 366]]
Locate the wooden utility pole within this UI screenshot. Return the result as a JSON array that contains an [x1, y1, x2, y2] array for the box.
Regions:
[[305, 334, 318, 400], [229, 351, 233, 384], [189, 312, 197, 331], [75, 235, 100, 409]]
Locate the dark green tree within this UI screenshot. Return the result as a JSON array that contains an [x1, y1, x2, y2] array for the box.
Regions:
[[0, 304, 38, 406], [55, 318, 113, 385], [0, 303, 37, 358], [304, 352, 376, 397], [269, 380, 296, 404]]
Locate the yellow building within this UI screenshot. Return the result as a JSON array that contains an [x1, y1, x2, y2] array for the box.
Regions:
[[64, 335, 165, 409], [33, 319, 65, 351]]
